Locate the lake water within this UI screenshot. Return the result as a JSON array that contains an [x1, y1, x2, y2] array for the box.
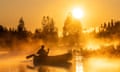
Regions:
[[0, 52, 120, 72]]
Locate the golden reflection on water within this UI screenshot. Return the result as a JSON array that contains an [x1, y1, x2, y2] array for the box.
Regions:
[[84, 57, 120, 72], [76, 63, 83, 72], [75, 56, 120, 72], [75, 56, 84, 72], [1, 53, 120, 72]]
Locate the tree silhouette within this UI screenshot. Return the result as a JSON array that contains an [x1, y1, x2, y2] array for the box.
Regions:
[[16, 17, 30, 40], [0, 25, 4, 32], [97, 19, 120, 39], [63, 13, 82, 47], [17, 17, 25, 32], [41, 16, 58, 44]]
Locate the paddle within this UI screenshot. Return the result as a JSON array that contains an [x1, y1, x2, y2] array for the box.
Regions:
[[26, 48, 50, 59], [26, 54, 35, 59]]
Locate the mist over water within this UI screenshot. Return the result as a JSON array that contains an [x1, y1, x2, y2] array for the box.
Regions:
[[1, 51, 120, 72]]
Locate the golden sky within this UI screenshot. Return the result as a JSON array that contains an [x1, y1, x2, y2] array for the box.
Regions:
[[0, 0, 120, 32]]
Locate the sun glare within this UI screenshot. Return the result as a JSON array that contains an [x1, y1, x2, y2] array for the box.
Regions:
[[72, 8, 84, 19]]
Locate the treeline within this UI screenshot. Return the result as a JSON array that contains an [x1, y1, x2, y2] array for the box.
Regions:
[[94, 19, 120, 40], [0, 15, 82, 50], [83, 19, 120, 57]]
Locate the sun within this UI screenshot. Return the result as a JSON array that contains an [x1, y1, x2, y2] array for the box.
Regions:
[[71, 8, 84, 19]]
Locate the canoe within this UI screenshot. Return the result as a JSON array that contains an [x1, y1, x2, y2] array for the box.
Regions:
[[33, 52, 72, 66]]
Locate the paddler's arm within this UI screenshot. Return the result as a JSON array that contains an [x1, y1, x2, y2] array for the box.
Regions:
[[47, 48, 49, 54]]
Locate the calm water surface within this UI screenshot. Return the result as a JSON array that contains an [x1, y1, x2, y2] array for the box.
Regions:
[[0, 53, 120, 72]]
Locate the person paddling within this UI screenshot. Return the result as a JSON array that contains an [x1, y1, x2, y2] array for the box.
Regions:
[[26, 45, 49, 59], [37, 45, 49, 57]]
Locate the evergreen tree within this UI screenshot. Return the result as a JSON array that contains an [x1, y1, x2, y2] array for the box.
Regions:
[[18, 17, 25, 32], [41, 16, 58, 43]]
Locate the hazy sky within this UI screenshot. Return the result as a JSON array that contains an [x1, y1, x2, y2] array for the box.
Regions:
[[0, 0, 120, 32]]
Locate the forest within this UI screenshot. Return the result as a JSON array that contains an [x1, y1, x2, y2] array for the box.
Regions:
[[0, 15, 120, 57]]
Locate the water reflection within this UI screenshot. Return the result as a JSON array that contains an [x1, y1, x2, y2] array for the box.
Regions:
[[1, 55, 120, 72], [27, 61, 72, 72], [76, 63, 83, 72], [0, 63, 72, 72], [75, 56, 84, 72], [83, 57, 120, 72], [75, 55, 120, 72], [0, 53, 73, 72], [35, 66, 69, 72]]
